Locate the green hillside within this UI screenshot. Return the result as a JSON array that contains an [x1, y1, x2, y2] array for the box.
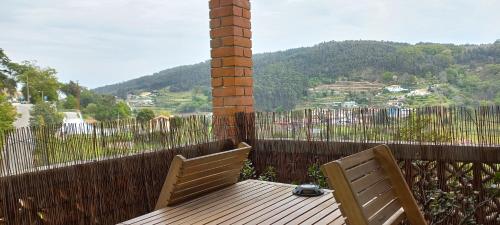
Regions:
[[94, 40, 500, 112]]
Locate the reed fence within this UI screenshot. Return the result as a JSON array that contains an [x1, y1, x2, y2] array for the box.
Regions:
[[0, 106, 498, 224]]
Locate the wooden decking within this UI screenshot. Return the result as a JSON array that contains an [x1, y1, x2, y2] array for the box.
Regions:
[[119, 180, 345, 225]]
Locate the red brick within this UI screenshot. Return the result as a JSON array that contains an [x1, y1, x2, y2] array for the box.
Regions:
[[222, 57, 252, 67], [234, 77, 253, 86], [220, 0, 250, 10], [243, 29, 252, 38], [244, 68, 253, 76], [212, 78, 223, 87], [210, 18, 221, 29], [213, 106, 239, 116], [243, 48, 252, 57], [242, 8, 251, 19], [211, 58, 222, 68], [221, 16, 250, 29], [210, 38, 222, 48], [210, 27, 243, 38], [210, 6, 243, 18], [212, 97, 224, 106], [222, 36, 251, 48], [213, 87, 236, 97], [212, 68, 244, 77], [223, 96, 253, 106], [211, 47, 244, 57], [244, 87, 253, 95], [209, 0, 220, 9], [223, 77, 235, 86], [235, 87, 245, 95]]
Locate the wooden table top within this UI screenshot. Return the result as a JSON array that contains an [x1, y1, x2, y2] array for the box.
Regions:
[[119, 179, 345, 225]]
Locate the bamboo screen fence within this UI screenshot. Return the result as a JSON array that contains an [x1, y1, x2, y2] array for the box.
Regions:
[[0, 106, 498, 224]]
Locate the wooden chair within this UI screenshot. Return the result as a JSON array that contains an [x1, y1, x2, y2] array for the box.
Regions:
[[155, 142, 251, 210], [321, 145, 427, 225]]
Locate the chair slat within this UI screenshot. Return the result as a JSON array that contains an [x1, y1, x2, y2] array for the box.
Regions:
[[175, 169, 241, 190], [182, 156, 246, 175], [177, 163, 243, 183], [338, 148, 375, 169], [358, 179, 392, 206], [183, 144, 250, 167], [363, 190, 399, 219], [368, 199, 403, 225], [345, 159, 381, 181], [351, 169, 385, 193], [169, 176, 239, 205]]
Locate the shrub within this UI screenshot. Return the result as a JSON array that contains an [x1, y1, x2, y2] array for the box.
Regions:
[[307, 163, 328, 188], [258, 166, 277, 182], [239, 159, 256, 181]]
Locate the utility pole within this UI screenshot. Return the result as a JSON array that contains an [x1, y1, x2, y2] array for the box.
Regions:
[[26, 75, 30, 103], [76, 80, 81, 111]]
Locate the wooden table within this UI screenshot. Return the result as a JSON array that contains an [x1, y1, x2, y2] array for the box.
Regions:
[[119, 180, 345, 225]]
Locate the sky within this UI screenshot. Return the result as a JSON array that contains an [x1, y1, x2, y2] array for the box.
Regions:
[[1, 0, 499, 88]]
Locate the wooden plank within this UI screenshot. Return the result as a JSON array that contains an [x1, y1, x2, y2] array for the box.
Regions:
[[227, 195, 306, 225], [145, 182, 269, 225], [154, 155, 185, 210], [368, 199, 402, 225], [345, 159, 381, 181], [284, 197, 338, 224], [363, 190, 398, 219], [176, 163, 243, 183], [182, 145, 250, 168], [244, 195, 311, 225], [204, 186, 292, 224], [321, 161, 369, 225], [314, 208, 344, 225], [181, 156, 246, 175], [174, 169, 240, 190], [300, 205, 342, 224], [357, 179, 392, 206], [338, 148, 375, 169], [125, 182, 254, 224], [272, 193, 335, 225], [217, 187, 299, 225], [374, 146, 427, 225], [168, 183, 275, 225], [168, 176, 239, 206], [191, 185, 290, 224], [259, 194, 333, 224], [351, 169, 385, 193]]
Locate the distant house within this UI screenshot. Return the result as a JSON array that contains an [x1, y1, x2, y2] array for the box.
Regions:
[[385, 85, 408, 93], [407, 89, 430, 97], [342, 101, 358, 108]]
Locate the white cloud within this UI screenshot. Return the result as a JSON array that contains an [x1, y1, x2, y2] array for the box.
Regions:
[[0, 0, 498, 87]]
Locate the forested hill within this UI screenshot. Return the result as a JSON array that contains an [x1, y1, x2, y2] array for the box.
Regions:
[[94, 40, 500, 111]]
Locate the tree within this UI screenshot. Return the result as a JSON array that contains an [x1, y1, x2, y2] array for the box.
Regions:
[[29, 101, 63, 127], [16, 62, 59, 104], [0, 49, 18, 95], [382, 72, 395, 83], [63, 95, 78, 109], [136, 109, 155, 123], [0, 94, 17, 131], [60, 81, 80, 97]]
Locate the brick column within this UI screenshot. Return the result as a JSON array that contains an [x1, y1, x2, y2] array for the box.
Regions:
[[209, 0, 253, 138]]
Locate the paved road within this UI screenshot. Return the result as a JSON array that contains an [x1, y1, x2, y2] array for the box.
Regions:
[[13, 103, 32, 128]]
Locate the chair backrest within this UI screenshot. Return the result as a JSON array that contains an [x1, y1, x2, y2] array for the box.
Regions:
[[321, 145, 427, 225], [155, 142, 251, 209]]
